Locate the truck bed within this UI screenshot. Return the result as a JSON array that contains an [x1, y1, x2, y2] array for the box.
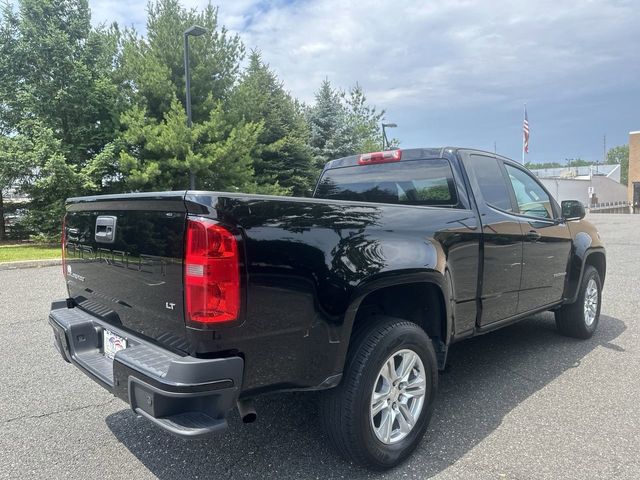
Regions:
[[64, 190, 480, 393]]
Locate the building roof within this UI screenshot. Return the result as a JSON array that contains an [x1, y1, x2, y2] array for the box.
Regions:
[[530, 164, 620, 183]]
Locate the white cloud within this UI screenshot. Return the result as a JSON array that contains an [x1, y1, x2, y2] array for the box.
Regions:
[[90, 0, 147, 29], [220, 0, 637, 107], [89, 0, 640, 160], [89, 0, 637, 106]]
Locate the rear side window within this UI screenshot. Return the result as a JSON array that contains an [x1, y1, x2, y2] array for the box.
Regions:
[[466, 155, 513, 211], [315, 159, 458, 206]]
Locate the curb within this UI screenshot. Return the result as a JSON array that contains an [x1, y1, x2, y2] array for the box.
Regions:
[[0, 259, 63, 271]]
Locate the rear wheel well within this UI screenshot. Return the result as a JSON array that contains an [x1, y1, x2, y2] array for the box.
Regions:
[[585, 251, 606, 284], [351, 282, 448, 367]]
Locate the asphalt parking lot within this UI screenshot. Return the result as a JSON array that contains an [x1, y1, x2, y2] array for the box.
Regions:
[[1, 214, 638, 479]]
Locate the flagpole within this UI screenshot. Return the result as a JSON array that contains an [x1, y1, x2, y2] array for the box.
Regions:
[[522, 103, 526, 165]]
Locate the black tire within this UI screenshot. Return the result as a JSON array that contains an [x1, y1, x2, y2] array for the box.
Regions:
[[320, 316, 438, 470], [555, 265, 602, 339]]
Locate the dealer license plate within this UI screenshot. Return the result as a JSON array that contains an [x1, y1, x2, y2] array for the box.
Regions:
[[103, 329, 127, 359]]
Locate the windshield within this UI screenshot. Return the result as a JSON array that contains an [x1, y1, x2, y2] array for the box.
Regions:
[[314, 158, 458, 206]]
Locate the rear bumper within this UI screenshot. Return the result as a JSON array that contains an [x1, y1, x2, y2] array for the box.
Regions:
[[49, 300, 243, 438]]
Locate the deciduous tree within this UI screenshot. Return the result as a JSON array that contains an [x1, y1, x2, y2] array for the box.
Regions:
[[606, 145, 629, 185], [0, 0, 123, 236]]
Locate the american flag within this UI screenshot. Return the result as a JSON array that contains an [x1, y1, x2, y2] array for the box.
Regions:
[[523, 105, 530, 154]]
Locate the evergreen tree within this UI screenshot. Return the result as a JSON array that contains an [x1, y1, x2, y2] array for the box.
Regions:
[[307, 79, 346, 169], [307, 79, 388, 170], [119, 0, 243, 124], [230, 51, 315, 195], [344, 84, 385, 153], [118, 99, 262, 192], [115, 1, 272, 193]]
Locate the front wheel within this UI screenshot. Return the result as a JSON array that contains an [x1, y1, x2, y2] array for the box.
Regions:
[[320, 316, 438, 470], [555, 265, 602, 339]]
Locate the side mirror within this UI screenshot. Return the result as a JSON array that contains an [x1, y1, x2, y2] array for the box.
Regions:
[[561, 200, 586, 220]]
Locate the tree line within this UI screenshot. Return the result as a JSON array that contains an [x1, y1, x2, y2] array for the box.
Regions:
[[0, 0, 390, 240]]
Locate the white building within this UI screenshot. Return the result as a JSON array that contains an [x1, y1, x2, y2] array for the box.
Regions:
[[530, 165, 627, 206]]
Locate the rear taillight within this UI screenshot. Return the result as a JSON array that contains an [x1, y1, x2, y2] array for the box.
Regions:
[[184, 217, 240, 326], [61, 215, 67, 277], [358, 149, 402, 165]]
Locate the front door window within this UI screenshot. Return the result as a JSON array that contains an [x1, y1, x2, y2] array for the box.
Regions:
[[504, 165, 554, 219]]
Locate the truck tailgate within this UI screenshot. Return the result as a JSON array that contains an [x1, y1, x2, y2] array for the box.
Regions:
[[63, 192, 188, 352]]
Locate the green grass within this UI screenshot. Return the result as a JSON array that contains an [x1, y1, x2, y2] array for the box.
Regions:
[[0, 245, 60, 263]]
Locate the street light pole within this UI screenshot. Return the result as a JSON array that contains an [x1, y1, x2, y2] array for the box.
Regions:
[[381, 122, 397, 150], [183, 25, 207, 190], [382, 124, 386, 150]]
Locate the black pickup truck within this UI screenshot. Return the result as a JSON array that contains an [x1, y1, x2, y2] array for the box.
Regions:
[[50, 148, 605, 469]]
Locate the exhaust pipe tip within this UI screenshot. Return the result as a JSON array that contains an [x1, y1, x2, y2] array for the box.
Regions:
[[237, 398, 257, 423]]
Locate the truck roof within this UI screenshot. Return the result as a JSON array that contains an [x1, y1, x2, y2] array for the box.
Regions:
[[324, 147, 513, 170], [324, 148, 442, 170]]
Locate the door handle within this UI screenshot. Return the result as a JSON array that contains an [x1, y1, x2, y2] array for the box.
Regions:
[[525, 230, 541, 242]]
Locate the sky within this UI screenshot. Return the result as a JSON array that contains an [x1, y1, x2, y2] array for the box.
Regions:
[[88, 0, 640, 164]]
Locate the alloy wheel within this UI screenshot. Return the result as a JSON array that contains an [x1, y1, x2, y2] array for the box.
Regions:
[[370, 349, 426, 444]]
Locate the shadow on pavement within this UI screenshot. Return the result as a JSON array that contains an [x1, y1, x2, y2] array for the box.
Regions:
[[106, 312, 625, 479]]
